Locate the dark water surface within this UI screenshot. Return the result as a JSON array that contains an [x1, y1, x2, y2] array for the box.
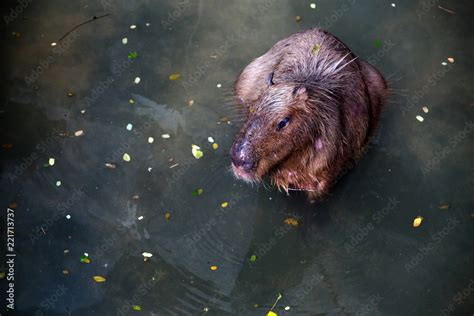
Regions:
[[0, 0, 473, 315]]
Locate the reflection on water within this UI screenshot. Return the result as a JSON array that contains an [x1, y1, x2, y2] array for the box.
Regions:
[[0, 0, 473, 315]]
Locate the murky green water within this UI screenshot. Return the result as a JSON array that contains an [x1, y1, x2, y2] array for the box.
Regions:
[[0, 0, 473, 315]]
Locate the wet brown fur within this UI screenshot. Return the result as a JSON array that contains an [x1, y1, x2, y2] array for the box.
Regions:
[[230, 28, 388, 200]]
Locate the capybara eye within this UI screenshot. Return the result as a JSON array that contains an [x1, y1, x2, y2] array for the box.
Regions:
[[267, 72, 275, 85], [277, 117, 290, 130]]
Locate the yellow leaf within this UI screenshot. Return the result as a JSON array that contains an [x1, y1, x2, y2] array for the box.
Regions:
[[267, 311, 278, 316], [284, 217, 299, 227], [221, 202, 228, 208], [169, 73, 181, 80], [210, 265, 218, 271], [93, 275, 106, 282], [413, 216, 423, 228], [165, 212, 171, 221], [192, 144, 203, 159], [132, 305, 142, 311], [212, 143, 219, 150]]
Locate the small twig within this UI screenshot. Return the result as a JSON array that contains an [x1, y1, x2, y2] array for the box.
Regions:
[[438, 5, 455, 14], [270, 293, 282, 311], [57, 13, 111, 43]]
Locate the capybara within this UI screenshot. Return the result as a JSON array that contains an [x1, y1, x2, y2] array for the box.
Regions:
[[230, 28, 388, 200]]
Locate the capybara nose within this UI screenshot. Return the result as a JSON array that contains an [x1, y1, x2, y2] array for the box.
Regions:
[[231, 155, 254, 171], [231, 140, 255, 171]]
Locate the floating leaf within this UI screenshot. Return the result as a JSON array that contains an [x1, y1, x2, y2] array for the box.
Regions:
[[80, 255, 91, 264], [161, 134, 170, 139], [284, 217, 299, 227], [374, 39, 382, 49], [212, 143, 219, 150], [74, 130, 84, 137], [165, 212, 171, 221], [413, 216, 423, 228], [123, 153, 131, 162], [132, 305, 142, 311], [128, 51, 138, 60], [210, 265, 218, 271], [169, 73, 181, 81], [267, 311, 277, 316], [439, 203, 450, 210], [249, 254, 257, 262], [48, 158, 55, 166], [93, 275, 106, 282], [221, 202, 228, 208], [192, 188, 204, 196], [142, 252, 153, 258], [192, 144, 203, 159]]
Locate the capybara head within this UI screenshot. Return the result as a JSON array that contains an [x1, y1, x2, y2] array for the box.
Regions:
[[231, 83, 320, 182], [230, 28, 387, 199]]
